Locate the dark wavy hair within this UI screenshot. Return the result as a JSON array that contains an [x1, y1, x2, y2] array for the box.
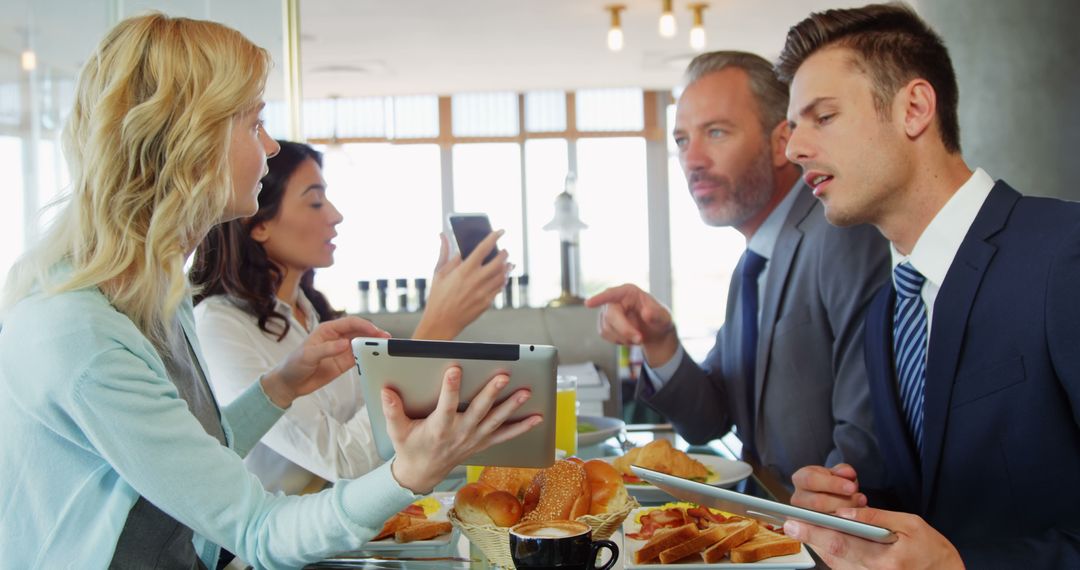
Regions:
[[191, 140, 340, 340]]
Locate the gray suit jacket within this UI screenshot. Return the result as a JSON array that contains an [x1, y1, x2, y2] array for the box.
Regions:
[[641, 184, 890, 487]]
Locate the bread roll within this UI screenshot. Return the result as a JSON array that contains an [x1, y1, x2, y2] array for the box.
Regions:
[[483, 490, 524, 527], [522, 459, 591, 522], [477, 466, 540, 500], [453, 482, 524, 527], [583, 459, 629, 515], [454, 482, 496, 525]]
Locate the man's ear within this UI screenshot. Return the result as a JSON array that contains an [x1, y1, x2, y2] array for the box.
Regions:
[[898, 78, 936, 141], [250, 221, 271, 243], [770, 120, 792, 168]]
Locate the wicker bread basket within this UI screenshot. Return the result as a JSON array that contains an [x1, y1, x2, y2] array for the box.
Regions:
[[449, 496, 639, 568]]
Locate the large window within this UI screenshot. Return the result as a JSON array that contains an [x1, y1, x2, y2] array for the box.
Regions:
[[0, 137, 25, 281], [301, 89, 658, 314], [313, 143, 443, 314], [452, 143, 525, 261], [523, 139, 569, 306], [576, 137, 650, 295]]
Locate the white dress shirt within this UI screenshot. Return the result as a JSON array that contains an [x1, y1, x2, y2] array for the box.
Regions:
[[889, 167, 995, 337], [194, 293, 383, 495], [647, 182, 803, 388]]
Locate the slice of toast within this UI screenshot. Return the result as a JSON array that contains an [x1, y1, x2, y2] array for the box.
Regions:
[[394, 520, 453, 543], [373, 513, 413, 541], [657, 524, 727, 564], [633, 523, 699, 564], [729, 526, 801, 563], [701, 518, 759, 563]]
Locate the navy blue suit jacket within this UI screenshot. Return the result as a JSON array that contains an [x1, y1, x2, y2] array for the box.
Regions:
[[864, 181, 1080, 566]]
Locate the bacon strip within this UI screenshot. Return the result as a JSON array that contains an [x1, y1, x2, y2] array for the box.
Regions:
[[627, 506, 729, 540]]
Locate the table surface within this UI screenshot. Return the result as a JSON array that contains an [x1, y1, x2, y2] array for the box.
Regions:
[[305, 424, 809, 569]]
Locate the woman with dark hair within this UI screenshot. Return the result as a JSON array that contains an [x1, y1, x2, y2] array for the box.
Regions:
[[190, 140, 510, 494]]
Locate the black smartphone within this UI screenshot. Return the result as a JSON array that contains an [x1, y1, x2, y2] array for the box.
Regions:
[[448, 213, 499, 264]]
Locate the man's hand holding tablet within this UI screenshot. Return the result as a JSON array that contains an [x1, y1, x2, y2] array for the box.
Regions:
[[788, 463, 963, 569], [630, 465, 897, 543]]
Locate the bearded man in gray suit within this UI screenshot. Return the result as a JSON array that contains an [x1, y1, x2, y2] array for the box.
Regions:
[[586, 51, 889, 491]]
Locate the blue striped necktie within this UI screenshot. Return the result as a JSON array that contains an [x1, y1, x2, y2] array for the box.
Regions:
[[892, 262, 928, 454], [740, 249, 768, 457]]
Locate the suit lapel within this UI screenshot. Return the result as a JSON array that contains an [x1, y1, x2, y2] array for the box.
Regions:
[[754, 186, 813, 433], [865, 286, 921, 509], [919, 182, 1018, 512]]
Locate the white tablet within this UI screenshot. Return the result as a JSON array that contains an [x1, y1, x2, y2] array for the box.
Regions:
[[630, 465, 898, 543], [353, 337, 558, 468]]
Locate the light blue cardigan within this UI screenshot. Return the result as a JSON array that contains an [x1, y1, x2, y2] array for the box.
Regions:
[[0, 284, 417, 569]]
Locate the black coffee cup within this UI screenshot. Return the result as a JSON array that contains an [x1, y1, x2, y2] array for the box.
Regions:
[[509, 520, 619, 570]]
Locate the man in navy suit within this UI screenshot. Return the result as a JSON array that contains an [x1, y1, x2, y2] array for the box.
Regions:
[[775, 3, 1080, 568]]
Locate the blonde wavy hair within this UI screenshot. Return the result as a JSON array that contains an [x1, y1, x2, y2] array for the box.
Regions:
[[2, 13, 270, 350]]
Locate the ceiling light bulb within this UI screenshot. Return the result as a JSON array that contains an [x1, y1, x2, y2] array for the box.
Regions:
[[605, 5, 626, 52], [21, 49, 36, 71], [690, 25, 706, 51], [659, 0, 676, 38], [608, 27, 625, 52], [689, 4, 708, 52]]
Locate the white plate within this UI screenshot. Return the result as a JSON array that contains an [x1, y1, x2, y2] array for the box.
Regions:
[[577, 415, 625, 447], [600, 454, 753, 503], [349, 492, 459, 552], [622, 506, 815, 569]]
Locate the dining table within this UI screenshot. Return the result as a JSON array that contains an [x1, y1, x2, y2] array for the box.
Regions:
[[303, 423, 817, 569]]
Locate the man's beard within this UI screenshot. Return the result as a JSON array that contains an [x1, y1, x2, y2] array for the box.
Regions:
[[691, 146, 776, 228]]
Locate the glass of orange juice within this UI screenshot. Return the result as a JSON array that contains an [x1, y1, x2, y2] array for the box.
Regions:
[[555, 375, 578, 457], [466, 464, 484, 483]]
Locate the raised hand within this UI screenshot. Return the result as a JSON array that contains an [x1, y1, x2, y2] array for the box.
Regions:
[[261, 316, 390, 408], [585, 284, 679, 366], [415, 232, 511, 340]]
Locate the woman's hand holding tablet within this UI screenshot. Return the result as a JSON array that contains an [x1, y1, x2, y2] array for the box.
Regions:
[[385, 366, 542, 494]]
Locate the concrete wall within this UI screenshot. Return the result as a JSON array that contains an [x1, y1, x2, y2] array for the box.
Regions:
[[920, 0, 1080, 201]]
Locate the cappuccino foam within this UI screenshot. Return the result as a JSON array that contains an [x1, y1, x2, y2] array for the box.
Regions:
[[528, 527, 575, 538]]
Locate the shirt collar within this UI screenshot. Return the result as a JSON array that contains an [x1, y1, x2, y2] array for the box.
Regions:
[[273, 289, 319, 332], [889, 167, 995, 287], [747, 180, 802, 259]]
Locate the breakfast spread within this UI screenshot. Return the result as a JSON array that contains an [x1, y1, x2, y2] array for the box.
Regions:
[[626, 504, 801, 565], [454, 459, 631, 527]]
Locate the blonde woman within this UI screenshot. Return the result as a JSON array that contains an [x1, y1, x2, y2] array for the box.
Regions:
[[0, 14, 539, 569]]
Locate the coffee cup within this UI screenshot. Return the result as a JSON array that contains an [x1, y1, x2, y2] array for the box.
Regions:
[[509, 520, 619, 570]]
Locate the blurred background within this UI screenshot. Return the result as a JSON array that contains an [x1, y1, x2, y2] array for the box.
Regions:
[[2, 0, 1077, 359]]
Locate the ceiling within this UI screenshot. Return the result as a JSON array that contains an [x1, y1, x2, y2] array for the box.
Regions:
[[1, 0, 898, 101], [299, 0, 879, 97]]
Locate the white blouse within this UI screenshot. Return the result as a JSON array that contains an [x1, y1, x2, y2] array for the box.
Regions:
[[194, 293, 383, 494]]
